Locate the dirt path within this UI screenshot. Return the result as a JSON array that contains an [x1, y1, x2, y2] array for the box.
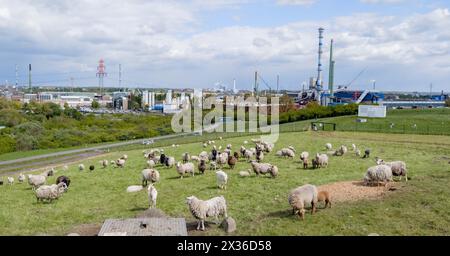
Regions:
[[318, 180, 400, 203]]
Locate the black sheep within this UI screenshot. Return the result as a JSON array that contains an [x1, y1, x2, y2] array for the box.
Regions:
[[56, 176, 71, 188], [160, 154, 167, 165], [89, 165, 95, 171], [363, 149, 371, 159], [211, 149, 218, 161]]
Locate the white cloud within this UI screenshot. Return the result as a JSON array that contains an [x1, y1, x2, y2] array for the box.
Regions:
[[360, 0, 405, 4], [276, 0, 317, 5]]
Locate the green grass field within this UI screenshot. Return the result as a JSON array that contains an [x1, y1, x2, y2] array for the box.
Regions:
[[1, 131, 449, 236]]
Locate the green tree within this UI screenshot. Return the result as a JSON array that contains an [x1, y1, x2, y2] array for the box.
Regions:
[[91, 100, 100, 109]]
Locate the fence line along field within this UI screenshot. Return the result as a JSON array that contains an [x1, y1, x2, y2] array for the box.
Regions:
[[0, 130, 449, 236]]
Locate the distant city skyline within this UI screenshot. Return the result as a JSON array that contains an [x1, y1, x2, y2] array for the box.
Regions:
[[0, 0, 449, 92]]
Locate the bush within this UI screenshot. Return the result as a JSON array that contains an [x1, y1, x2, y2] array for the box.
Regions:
[[279, 103, 358, 124]]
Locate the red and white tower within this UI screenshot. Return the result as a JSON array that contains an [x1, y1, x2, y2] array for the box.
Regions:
[[96, 59, 107, 95]]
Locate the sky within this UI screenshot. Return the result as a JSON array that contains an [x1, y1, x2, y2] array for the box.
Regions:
[[0, 0, 449, 92]]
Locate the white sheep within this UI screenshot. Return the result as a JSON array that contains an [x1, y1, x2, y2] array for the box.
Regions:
[[216, 170, 228, 190], [340, 145, 348, 155], [325, 143, 333, 150], [142, 169, 160, 186], [176, 162, 195, 179], [78, 164, 85, 171], [35, 182, 67, 203], [116, 159, 126, 168], [251, 161, 278, 178], [7, 177, 14, 185], [356, 149, 362, 157], [280, 148, 295, 159], [376, 159, 408, 181], [191, 156, 200, 162], [243, 149, 255, 161], [101, 160, 109, 168], [315, 153, 329, 168], [165, 156, 176, 168], [199, 151, 209, 161], [148, 184, 158, 208], [288, 184, 318, 220], [186, 195, 228, 231], [27, 174, 46, 190], [364, 165, 393, 186], [18, 173, 25, 183], [121, 154, 128, 160], [217, 153, 228, 168], [288, 146, 296, 153], [182, 152, 191, 163]]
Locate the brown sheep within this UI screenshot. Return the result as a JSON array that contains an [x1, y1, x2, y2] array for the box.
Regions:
[[228, 156, 237, 169], [312, 159, 319, 169], [303, 158, 309, 169], [317, 191, 332, 208], [233, 152, 240, 161], [198, 160, 207, 174]]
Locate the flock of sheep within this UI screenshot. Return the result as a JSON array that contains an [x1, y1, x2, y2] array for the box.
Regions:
[[0, 136, 408, 232]]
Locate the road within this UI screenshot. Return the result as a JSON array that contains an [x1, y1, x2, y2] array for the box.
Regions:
[[0, 123, 220, 167]]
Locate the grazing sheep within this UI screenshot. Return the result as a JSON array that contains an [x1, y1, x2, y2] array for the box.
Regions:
[[116, 159, 126, 168], [186, 195, 228, 231], [356, 149, 362, 157], [121, 154, 128, 160], [226, 144, 232, 150], [142, 169, 160, 186], [176, 162, 195, 179], [27, 175, 46, 190], [288, 146, 296, 153], [364, 165, 393, 186], [300, 152, 309, 161], [79, 164, 85, 171], [243, 149, 255, 162], [239, 170, 251, 177], [340, 145, 348, 155], [18, 173, 25, 183], [160, 154, 167, 165], [280, 148, 295, 159], [250, 161, 278, 178], [199, 151, 209, 162], [182, 153, 191, 163], [165, 157, 176, 168], [288, 184, 318, 220], [147, 160, 156, 168], [191, 156, 200, 162], [41, 168, 55, 177], [198, 160, 207, 174], [227, 155, 237, 169], [55, 176, 71, 188], [101, 160, 109, 168], [148, 184, 158, 208], [276, 150, 282, 157], [363, 149, 371, 158], [315, 153, 329, 168], [216, 170, 228, 190], [89, 165, 95, 171], [376, 159, 408, 181], [233, 152, 240, 161], [211, 149, 218, 161], [317, 191, 332, 208], [35, 182, 67, 203], [325, 143, 333, 150], [7, 177, 14, 185], [217, 153, 228, 168]]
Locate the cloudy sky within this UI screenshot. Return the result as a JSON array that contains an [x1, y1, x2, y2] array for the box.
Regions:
[[0, 0, 449, 92]]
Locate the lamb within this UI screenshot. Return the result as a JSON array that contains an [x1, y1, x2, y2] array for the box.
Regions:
[[147, 184, 158, 208], [101, 160, 109, 168], [186, 195, 228, 231], [217, 153, 228, 168], [27, 174, 46, 190], [356, 149, 362, 157], [198, 160, 207, 174], [55, 176, 71, 188], [164, 157, 176, 168], [239, 170, 251, 177], [182, 153, 191, 163], [216, 170, 228, 190], [35, 182, 67, 203], [363, 149, 371, 158], [79, 164, 85, 171], [288, 184, 318, 220], [147, 160, 156, 168], [116, 159, 126, 168], [364, 165, 393, 186], [227, 155, 237, 169], [315, 153, 329, 168], [142, 169, 160, 186], [176, 162, 195, 179], [302, 158, 309, 169], [376, 159, 408, 181], [18, 173, 25, 183], [325, 143, 333, 150], [317, 191, 332, 208], [7, 177, 14, 185]]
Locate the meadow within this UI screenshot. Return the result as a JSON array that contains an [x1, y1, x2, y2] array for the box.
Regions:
[[1, 130, 449, 236]]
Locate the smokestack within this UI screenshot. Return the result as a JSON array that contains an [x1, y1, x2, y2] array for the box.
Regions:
[[28, 64, 32, 93], [316, 28, 324, 90], [328, 39, 335, 97]]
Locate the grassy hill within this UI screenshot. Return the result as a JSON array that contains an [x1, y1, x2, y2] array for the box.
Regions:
[[1, 131, 449, 236]]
